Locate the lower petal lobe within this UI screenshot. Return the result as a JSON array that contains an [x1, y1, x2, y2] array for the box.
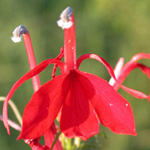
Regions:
[[83, 72, 136, 135], [18, 73, 69, 139], [60, 70, 99, 140]]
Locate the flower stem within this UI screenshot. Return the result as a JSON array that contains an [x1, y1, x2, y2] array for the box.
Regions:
[[0, 96, 22, 125], [50, 131, 61, 150], [0, 115, 21, 131]]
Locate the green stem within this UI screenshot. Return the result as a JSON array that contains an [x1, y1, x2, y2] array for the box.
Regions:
[[0, 115, 21, 131], [50, 131, 61, 150], [0, 96, 22, 125]]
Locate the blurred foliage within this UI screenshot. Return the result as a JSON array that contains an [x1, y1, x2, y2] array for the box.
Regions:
[[0, 0, 150, 150]]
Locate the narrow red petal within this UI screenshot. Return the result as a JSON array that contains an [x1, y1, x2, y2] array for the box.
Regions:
[[137, 63, 150, 79], [109, 57, 124, 86], [3, 59, 64, 135], [18, 73, 68, 139], [130, 53, 150, 62], [112, 62, 149, 99], [60, 70, 99, 140], [113, 62, 150, 90], [77, 54, 116, 80], [120, 85, 148, 99], [81, 71, 136, 135], [148, 96, 150, 101]]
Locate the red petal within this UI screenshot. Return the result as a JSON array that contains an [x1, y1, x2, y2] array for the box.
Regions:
[[113, 62, 150, 89], [148, 96, 150, 101], [130, 53, 150, 62], [109, 58, 124, 86], [17, 73, 68, 139], [2, 59, 64, 135], [138, 63, 150, 79], [77, 54, 116, 79], [112, 62, 149, 99], [81, 71, 136, 135], [60, 70, 99, 140], [120, 85, 148, 99]]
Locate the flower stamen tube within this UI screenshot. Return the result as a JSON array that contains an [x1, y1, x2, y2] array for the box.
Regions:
[[11, 25, 41, 92], [57, 7, 76, 72]]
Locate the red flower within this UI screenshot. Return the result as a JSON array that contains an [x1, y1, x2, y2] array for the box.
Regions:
[[3, 7, 139, 141], [11, 25, 63, 150]]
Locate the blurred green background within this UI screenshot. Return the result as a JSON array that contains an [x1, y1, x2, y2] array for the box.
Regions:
[[0, 0, 150, 149]]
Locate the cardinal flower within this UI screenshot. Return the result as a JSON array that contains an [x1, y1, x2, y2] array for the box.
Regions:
[[11, 25, 63, 150], [3, 7, 139, 141]]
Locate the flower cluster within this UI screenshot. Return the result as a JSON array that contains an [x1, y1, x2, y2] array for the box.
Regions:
[[2, 7, 150, 150]]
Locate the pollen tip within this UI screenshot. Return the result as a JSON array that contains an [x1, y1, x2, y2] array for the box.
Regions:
[[11, 25, 28, 43], [57, 6, 73, 29]]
